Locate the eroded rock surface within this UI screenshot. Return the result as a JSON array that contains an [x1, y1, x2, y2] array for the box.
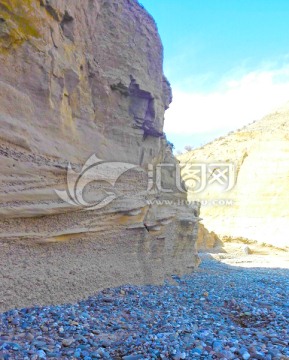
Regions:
[[0, 0, 200, 312], [179, 103, 289, 248], [197, 223, 221, 251]]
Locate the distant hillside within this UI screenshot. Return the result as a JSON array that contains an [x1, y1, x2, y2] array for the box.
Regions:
[[178, 102, 289, 247]]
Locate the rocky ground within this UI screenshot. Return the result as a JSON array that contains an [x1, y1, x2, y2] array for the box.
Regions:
[[1, 242, 289, 360]]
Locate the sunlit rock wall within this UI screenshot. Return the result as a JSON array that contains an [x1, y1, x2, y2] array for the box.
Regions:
[[0, 0, 200, 312]]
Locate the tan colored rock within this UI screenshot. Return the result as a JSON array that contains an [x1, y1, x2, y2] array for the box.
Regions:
[[0, 0, 200, 312], [179, 103, 289, 248], [197, 223, 220, 251]]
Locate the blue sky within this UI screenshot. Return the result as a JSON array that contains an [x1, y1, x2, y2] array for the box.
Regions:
[[140, 0, 289, 152]]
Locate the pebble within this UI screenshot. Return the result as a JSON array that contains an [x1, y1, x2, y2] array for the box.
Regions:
[[37, 349, 47, 359], [212, 340, 223, 351], [0, 256, 289, 359], [242, 351, 250, 360], [62, 338, 75, 347]]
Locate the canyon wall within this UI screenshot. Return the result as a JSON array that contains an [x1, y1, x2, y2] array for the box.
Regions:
[[0, 0, 200, 312], [179, 103, 289, 248], [197, 224, 220, 251]]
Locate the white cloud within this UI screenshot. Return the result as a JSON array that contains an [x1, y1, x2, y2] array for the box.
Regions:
[[164, 63, 289, 135]]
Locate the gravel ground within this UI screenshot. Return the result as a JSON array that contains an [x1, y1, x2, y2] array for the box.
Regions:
[[1, 253, 289, 360]]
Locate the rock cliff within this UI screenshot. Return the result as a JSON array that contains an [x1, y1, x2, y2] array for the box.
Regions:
[[179, 103, 289, 248], [197, 224, 220, 251], [0, 0, 200, 312]]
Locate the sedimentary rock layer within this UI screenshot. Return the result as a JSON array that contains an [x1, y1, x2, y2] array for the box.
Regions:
[[0, 0, 200, 312], [179, 103, 289, 248]]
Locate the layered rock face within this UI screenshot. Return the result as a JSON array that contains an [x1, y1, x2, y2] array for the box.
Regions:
[[0, 0, 200, 312], [179, 103, 289, 248]]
